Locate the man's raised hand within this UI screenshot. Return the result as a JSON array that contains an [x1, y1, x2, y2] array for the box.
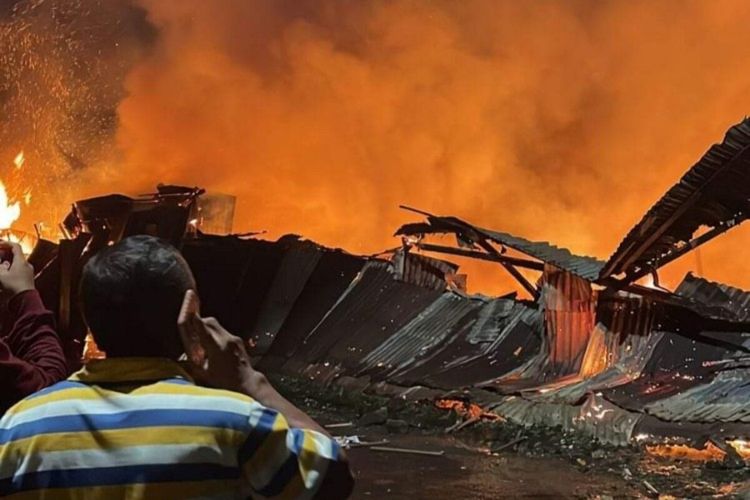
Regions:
[[177, 290, 260, 394], [0, 242, 34, 297]]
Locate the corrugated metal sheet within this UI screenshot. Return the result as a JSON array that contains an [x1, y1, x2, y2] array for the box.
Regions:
[[258, 250, 365, 369], [633, 415, 750, 446], [601, 118, 750, 280], [644, 367, 750, 423], [676, 273, 750, 322], [601, 330, 744, 411], [182, 236, 285, 340], [403, 299, 542, 390], [539, 265, 596, 378], [527, 332, 665, 405], [291, 261, 443, 373], [396, 215, 604, 281], [392, 250, 458, 291], [357, 292, 482, 379], [489, 393, 641, 446], [250, 241, 323, 355], [478, 227, 604, 281], [179, 232, 750, 445]]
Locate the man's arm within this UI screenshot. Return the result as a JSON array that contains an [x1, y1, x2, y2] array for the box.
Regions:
[[0, 244, 67, 411], [178, 290, 354, 499], [0, 291, 68, 410]]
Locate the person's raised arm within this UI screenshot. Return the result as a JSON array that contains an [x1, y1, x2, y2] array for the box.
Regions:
[[0, 242, 66, 411], [178, 290, 354, 499]]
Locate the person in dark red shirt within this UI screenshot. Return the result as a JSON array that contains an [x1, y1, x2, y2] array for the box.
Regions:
[[0, 242, 67, 413]]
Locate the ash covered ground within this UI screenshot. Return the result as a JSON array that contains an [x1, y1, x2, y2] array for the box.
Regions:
[[273, 375, 750, 499]]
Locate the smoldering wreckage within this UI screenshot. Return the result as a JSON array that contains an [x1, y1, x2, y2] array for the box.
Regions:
[[17, 119, 750, 492]]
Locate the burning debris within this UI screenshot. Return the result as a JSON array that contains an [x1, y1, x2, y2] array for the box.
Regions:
[[1, 119, 750, 496]]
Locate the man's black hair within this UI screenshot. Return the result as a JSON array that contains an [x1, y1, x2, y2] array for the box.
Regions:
[[80, 235, 196, 358]]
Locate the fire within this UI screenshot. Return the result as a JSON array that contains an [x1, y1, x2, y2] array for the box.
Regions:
[[435, 399, 502, 421], [0, 151, 37, 255], [646, 442, 726, 462], [0, 180, 21, 231], [646, 440, 750, 462], [728, 439, 750, 459], [13, 151, 24, 170], [82, 333, 106, 362]]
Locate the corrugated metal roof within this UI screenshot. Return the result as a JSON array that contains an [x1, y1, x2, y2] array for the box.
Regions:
[[489, 393, 641, 446], [478, 227, 604, 281], [181, 231, 750, 444], [259, 249, 365, 368], [601, 330, 743, 411], [539, 264, 597, 378], [250, 241, 323, 355], [182, 236, 285, 340], [292, 261, 443, 372], [676, 273, 750, 322], [601, 118, 750, 281], [358, 292, 482, 379], [396, 215, 605, 281], [400, 299, 542, 389], [644, 367, 750, 423], [634, 414, 750, 445], [392, 250, 458, 291]]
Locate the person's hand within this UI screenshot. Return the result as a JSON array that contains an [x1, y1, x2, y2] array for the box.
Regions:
[[0, 242, 34, 297], [177, 290, 262, 394]]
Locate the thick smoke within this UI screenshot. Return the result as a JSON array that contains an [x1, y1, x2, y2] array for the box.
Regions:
[[6, 0, 750, 292], [0, 0, 154, 224]]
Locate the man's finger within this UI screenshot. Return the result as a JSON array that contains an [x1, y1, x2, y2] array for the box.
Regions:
[[178, 290, 211, 364], [7, 242, 23, 266], [178, 289, 200, 326]]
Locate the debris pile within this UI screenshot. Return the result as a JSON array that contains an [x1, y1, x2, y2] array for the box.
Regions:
[[25, 119, 750, 475]]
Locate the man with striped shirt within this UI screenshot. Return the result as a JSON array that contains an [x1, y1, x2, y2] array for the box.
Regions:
[[0, 235, 354, 499]]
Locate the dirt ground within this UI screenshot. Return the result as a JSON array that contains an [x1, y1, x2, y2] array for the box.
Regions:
[[346, 432, 638, 499], [274, 375, 750, 499]]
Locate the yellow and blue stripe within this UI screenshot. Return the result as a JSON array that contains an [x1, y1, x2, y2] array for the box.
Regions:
[[0, 358, 340, 499]]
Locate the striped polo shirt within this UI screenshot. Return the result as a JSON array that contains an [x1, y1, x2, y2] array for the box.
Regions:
[[0, 358, 341, 499]]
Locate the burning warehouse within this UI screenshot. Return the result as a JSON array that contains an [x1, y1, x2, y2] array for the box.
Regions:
[[5, 0, 750, 498], [0, 118, 747, 497]]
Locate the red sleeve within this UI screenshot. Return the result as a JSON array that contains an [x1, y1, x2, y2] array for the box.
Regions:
[[0, 290, 67, 412]]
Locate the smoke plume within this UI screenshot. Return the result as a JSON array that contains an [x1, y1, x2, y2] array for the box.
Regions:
[[5, 0, 750, 292]]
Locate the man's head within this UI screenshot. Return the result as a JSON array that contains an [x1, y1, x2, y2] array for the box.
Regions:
[[80, 235, 196, 359]]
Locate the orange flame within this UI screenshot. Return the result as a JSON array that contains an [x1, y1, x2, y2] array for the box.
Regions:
[[435, 399, 502, 421], [13, 151, 24, 170], [646, 440, 750, 462], [0, 180, 21, 231]]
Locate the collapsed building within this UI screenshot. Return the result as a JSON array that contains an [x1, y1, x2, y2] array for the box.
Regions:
[[24, 118, 750, 459]]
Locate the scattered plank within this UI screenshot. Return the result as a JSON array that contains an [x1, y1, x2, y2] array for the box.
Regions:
[[370, 446, 445, 457], [643, 480, 659, 496], [351, 439, 390, 448], [491, 436, 527, 453], [446, 416, 479, 434], [325, 422, 354, 429]]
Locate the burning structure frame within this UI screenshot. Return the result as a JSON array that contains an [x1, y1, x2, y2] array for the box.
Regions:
[[25, 118, 750, 462]]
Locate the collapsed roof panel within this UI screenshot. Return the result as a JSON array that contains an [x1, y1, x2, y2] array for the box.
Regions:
[[399, 300, 542, 389], [396, 214, 605, 281], [478, 227, 605, 281], [288, 261, 443, 373], [601, 330, 744, 411], [676, 273, 750, 323], [600, 118, 750, 282], [644, 367, 750, 423]]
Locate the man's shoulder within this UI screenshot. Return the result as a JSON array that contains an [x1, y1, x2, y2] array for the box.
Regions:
[[0, 379, 259, 429], [1, 380, 88, 423], [164, 381, 259, 408]]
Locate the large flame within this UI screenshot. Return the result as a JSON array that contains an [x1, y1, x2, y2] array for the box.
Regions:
[[5, 1, 750, 294], [0, 179, 21, 231]]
